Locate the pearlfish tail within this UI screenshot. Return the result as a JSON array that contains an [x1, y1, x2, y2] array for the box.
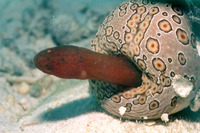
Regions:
[[34, 45, 142, 87]]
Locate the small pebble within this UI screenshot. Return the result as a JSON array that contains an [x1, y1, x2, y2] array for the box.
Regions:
[[18, 82, 30, 95], [119, 106, 126, 116], [161, 113, 169, 123]]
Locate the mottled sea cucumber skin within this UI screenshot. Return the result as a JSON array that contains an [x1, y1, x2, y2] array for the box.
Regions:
[[89, 0, 200, 120]]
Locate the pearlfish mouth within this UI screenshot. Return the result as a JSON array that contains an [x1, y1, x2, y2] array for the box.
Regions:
[[34, 45, 142, 87]]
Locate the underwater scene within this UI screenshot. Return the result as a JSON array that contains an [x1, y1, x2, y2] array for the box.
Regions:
[[0, 0, 200, 132]]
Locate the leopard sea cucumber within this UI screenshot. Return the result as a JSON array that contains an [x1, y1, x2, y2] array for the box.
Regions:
[[89, 0, 200, 119]]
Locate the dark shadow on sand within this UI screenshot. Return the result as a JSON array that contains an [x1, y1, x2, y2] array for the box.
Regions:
[[40, 95, 200, 123], [40, 96, 103, 122], [169, 107, 200, 122]]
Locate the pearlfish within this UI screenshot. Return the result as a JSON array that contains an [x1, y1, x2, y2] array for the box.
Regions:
[[34, 45, 142, 87], [34, 0, 200, 120]]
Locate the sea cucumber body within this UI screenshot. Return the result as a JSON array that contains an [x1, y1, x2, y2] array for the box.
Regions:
[[89, 0, 200, 119]]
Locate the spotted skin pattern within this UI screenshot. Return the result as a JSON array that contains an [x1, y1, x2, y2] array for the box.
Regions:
[[89, 0, 200, 119]]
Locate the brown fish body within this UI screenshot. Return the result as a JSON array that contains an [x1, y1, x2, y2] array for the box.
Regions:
[[34, 45, 142, 87]]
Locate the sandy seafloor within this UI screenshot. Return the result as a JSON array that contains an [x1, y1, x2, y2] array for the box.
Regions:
[[0, 0, 200, 132]]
